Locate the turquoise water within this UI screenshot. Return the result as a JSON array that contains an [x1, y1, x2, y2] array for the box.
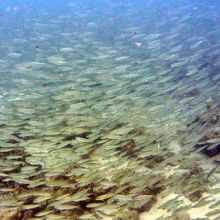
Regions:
[[0, 1, 219, 219]]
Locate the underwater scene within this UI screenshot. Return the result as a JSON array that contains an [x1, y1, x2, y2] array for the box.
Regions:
[[0, 0, 220, 219]]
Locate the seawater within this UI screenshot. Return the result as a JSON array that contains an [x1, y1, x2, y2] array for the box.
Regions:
[[0, 0, 219, 219]]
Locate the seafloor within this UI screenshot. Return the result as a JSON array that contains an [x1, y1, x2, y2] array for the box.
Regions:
[[0, 1, 220, 220]]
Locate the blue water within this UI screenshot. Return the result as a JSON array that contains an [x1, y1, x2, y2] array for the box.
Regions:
[[0, 0, 219, 219]]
